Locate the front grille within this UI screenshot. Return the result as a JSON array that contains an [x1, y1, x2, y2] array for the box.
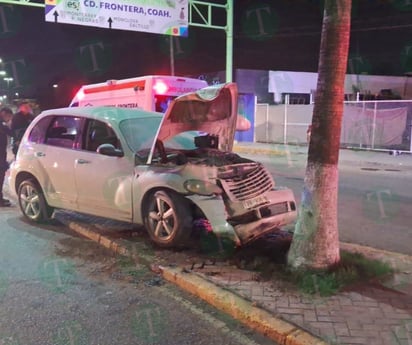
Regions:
[[218, 163, 274, 201]]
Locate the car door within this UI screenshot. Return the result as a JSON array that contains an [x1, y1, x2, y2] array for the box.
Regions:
[[27, 115, 82, 209], [73, 119, 134, 221]]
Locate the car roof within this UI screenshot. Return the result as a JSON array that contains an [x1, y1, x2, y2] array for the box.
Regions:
[[39, 106, 163, 124]]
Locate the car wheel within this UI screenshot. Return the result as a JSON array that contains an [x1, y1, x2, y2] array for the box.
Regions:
[[18, 179, 54, 223], [144, 190, 192, 248]]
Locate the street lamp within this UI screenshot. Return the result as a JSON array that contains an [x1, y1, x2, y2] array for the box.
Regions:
[[3, 77, 13, 87]]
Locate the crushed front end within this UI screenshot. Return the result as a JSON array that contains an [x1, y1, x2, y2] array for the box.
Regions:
[[217, 161, 297, 245]]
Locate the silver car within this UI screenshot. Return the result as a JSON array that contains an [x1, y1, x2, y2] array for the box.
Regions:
[[9, 83, 297, 248]]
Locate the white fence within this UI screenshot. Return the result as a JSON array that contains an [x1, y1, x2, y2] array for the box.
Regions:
[[255, 100, 412, 153]]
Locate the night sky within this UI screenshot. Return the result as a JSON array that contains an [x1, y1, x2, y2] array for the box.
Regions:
[[1, 0, 412, 109]]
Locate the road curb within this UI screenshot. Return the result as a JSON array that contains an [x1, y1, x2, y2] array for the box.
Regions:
[[62, 218, 326, 345], [160, 266, 327, 345]]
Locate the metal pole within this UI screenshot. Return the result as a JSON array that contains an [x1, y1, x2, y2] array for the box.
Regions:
[[0, 0, 44, 7], [371, 101, 377, 150], [265, 104, 269, 143], [170, 36, 175, 76], [225, 0, 233, 82], [284, 94, 289, 144], [409, 122, 412, 153]]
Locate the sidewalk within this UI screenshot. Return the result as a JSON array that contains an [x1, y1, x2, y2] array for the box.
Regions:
[[53, 210, 412, 345]]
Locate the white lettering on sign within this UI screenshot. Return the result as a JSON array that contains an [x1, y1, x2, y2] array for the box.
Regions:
[[97, 2, 146, 14], [147, 8, 171, 17]]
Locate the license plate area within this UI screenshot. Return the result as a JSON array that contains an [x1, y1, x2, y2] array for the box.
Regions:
[[242, 195, 268, 209]]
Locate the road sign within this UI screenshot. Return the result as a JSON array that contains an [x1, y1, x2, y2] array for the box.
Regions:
[[44, 0, 189, 36]]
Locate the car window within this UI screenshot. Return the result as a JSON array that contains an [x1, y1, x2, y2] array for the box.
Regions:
[[84, 119, 121, 152], [119, 117, 161, 152], [45, 116, 82, 149], [28, 117, 51, 144]]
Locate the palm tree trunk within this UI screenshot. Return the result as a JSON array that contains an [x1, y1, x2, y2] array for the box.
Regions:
[[287, 0, 352, 270]]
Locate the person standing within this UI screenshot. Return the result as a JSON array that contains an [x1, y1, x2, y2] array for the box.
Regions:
[[11, 101, 34, 156], [0, 107, 14, 206]]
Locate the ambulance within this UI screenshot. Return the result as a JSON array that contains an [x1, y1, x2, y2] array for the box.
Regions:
[[69, 75, 208, 113], [70, 75, 251, 131]]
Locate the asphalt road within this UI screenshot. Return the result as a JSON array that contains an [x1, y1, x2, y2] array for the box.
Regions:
[[0, 208, 276, 345], [242, 150, 412, 256]]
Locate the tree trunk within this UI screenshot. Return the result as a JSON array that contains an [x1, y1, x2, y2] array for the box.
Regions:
[[287, 0, 352, 270]]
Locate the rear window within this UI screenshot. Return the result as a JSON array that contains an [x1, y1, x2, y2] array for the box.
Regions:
[[28, 117, 50, 144]]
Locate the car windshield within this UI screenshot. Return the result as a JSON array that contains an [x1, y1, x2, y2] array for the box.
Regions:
[[119, 117, 162, 152]]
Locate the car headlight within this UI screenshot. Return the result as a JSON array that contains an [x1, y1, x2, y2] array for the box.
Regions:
[[184, 179, 222, 196]]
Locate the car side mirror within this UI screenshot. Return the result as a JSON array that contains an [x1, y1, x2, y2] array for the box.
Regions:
[[97, 144, 124, 157]]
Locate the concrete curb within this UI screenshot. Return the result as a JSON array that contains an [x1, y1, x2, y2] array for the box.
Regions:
[[160, 266, 327, 345], [62, 218, 326, 345]]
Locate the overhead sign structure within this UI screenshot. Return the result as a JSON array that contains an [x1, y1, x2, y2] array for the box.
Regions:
[[44, 0, 189, 36]]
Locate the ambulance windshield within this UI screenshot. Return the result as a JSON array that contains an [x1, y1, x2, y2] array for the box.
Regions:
[[154, 95, 176, 113]]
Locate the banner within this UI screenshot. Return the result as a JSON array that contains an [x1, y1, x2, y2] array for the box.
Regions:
[[45, 0, 189, 36], [342, 105, 408, 147]]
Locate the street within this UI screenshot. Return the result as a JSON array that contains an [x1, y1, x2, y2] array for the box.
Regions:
[[240, 148, 412, 256], [0, 207, 276, 345]]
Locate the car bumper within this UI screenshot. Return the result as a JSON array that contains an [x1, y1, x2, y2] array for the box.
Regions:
[[187, 188, 297, 246], [227, 188, 297, 244]]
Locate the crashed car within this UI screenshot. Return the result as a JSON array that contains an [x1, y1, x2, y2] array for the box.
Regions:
[[9, 83, 297, 248]]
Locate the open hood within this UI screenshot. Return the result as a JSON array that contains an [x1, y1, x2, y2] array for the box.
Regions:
[[156, 83, 238, 152]]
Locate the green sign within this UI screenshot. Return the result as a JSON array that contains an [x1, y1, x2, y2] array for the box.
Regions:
[[45, 0, 189, 36]]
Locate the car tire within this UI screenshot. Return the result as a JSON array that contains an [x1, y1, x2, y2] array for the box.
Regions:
[[18, 179, 54, 223], [144, 190, 192, 248]]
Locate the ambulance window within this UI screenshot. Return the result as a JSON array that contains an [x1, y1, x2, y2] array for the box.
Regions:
[[155, 95, 175, 113]]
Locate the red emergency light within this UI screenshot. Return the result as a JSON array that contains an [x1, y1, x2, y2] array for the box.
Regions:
[[153, 80, 168, 95], [76, 88, 85, 101]]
